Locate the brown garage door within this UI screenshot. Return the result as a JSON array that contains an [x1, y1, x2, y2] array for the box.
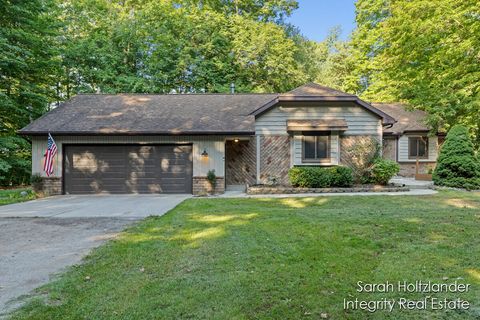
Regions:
[[64, 145, 192, 194]]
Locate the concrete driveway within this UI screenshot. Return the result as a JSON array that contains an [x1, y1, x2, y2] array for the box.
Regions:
[[0, 194, 190, 315], [0, 194, 190, 219]]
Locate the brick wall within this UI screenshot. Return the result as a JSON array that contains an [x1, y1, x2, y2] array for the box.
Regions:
[[259, 135, 291, 185], [192, 177, 225, 195], [340, 135, 380, 166], [398, 162, 436, 177], [33, 177, 62, 196], [382, 137, 397, 161], [225, 138, 256, 186]]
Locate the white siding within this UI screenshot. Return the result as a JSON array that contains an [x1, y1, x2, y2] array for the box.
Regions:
[[32, 135, 226, 178], [255, 104, 382, 138], [292, 132, 340, 166], [398, 135, 438, 162]]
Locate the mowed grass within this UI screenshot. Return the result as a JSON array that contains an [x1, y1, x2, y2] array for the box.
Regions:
[[10, 191, 480, 319], [0, 188, 35, 206]]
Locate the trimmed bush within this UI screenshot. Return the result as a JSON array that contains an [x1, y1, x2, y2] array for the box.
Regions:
[[288, 166, 353, 188], [330, 166, 354, 187], [371, 159, 400, 185], [433, 125, 480, 190]]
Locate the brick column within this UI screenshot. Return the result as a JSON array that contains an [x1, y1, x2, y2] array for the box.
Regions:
[[32, 177, 62, 196], [192, 177, 225, 195], [259, 135, 291, 186]]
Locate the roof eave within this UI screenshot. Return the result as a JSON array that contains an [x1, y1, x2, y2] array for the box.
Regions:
[[249, 97, 279, 116], [18, 130, 255, 136], [354, 99, 396, 125]]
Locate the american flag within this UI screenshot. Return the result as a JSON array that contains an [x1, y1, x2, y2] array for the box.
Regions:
[[43, 133, 57, 176]]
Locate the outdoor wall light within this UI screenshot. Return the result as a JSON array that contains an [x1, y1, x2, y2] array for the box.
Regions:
[[201, 149, 209, 157], [234, 138, 239, 143]]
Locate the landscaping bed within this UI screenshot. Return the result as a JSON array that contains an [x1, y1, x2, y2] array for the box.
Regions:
[[247, 185, 409, 195]]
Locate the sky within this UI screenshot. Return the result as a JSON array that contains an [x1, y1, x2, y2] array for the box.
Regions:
[[286, 0, 356, 42]]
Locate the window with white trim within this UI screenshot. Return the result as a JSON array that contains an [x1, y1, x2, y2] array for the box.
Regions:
[[408, 136, 428, 159], [302, 133, 330, 163]]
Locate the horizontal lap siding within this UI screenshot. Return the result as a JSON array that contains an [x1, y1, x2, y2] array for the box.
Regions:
[[398, 135, 438, 162], [32, 135, 226, 178], [255, 104, 382, 168], [292, 133, 339, 166], [255, 105, 382, 137]]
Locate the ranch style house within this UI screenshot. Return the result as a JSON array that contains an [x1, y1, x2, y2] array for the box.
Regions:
[[20, 83, 442, 195]]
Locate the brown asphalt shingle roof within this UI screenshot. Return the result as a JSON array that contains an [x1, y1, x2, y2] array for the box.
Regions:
[[372, 103, 431, 135], [20, 84, 407, 135], [20, 94, 277, 135], [283, 82, 355, 97]]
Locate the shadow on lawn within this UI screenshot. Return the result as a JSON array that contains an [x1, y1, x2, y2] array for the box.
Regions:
[[122, 198, 334, 247], [123, 211, 260, 248], [122, 192, 480, 249]]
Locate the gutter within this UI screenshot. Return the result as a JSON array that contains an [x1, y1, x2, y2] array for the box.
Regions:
[[17, 131, 256, 136]]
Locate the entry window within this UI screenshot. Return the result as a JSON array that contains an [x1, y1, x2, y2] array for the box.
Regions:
[[303, 134, 330, 162], [409, 137, 428, 159]]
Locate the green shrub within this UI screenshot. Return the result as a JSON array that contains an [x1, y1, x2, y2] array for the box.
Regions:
[[330, 166, 354, 187], [206, 169, 217, 189], [433, 125, 480, 190], [342, 137, 381, 184], [371, 159, 400, 185], [0, 136, 31, 187], [30, 173, 43, 185], [288, 166, 353, 188]]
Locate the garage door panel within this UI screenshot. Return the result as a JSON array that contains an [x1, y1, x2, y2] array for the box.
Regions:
[[65, 145, 192, 194]]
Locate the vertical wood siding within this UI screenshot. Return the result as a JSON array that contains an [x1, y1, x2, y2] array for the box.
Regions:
[[397, 135, 438, 162], [32, 135, 226, 178]]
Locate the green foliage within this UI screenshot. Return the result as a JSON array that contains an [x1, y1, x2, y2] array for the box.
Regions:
[[0, 136, 32, 186], [342, 137, 381, 184], [350, 0, 480, 141], [0, 188, 36, 206], [329, 166, 354, 187], [1, 0, 309, 186], [30, 173, 43, 184], [206, 169, 217, 189], [0, 0, 60, 186], [288, 166, 353, 188], [58, 0, 305, 94], [370, 159, 400, 185], [433, 125, 480, 190]]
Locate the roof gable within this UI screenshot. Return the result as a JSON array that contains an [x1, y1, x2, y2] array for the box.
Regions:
[[250, 83, 396, 125]]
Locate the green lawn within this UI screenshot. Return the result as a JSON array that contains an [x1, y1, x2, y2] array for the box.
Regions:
[[0, 188, 35, 206], [10, 191, 480, 319]]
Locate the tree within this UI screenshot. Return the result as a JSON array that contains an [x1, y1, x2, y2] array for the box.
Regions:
[[433, 125, 480, 190], [0, 0, 61, 186], [350, 0, 480, 142], [314, 27, 358, 94], [58, 0, 306, 94]]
